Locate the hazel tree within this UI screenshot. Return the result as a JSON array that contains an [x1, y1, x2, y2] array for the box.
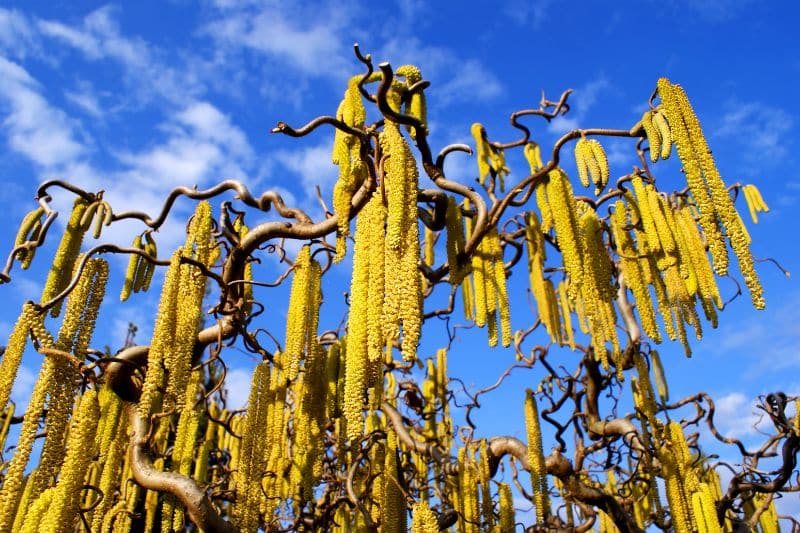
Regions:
[[0, 46, 793, 533]]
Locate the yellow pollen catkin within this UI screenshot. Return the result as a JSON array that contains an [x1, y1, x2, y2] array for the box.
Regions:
[[546, 170, 583, 300], [525, 389, 550, 523], [43, 197, 90, 317]]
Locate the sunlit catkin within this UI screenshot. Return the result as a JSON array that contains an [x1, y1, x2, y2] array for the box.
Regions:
[[285, 245, 312, 380], [42, 197, 89, 317], [382, 429, 407, 533], [14, 206, 45, 268], [411, 501, 439, 533], [332, 76, 368, 261], [657, 78, 730, 278], [380, 119, 422, 361], [639, 110, 661, 163], [40, 390, 99, 533], [445, 196, 467, 284], [742, 184, 769, 223], [397, 65, 428, 138], [234, 362, 270, 531], [525, 389, 550, 523], [0, 304, 39, 411], [612, 201, 660, 342], [344, 199, 371, 441], [138, 251, 181, 418], [525, 212, 560, 343], [653, 110, 672, 160], [547, 171, 583, 301]]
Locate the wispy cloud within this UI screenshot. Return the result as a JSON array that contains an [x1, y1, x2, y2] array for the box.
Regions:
[[0, 8, 40, 59], [715, 101, 793, 162], [712, 391, 764, 439], [548, 76, 611, 134], [0, 57, 87, 168], [203, 2, 353, 79], [274, 141, 337, 197], [501, 0, 555, 28], [37, 6, 204, 107]]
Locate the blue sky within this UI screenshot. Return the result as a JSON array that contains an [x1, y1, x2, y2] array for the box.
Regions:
[[1, 0, 799, 517]]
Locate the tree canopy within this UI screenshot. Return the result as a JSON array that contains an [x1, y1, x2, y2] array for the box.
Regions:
[[0, 46, 794, 533]]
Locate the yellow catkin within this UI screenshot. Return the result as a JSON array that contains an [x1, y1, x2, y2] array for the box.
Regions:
[[471, 123, 491, 184], [676, 207, 722, 324], [382, 428, 407, 533], [525, 212, 560, 343], [640, 110, 661, 163], [588, 139, 610, 194], [411, 501, 439, 533], [19, 486, 54, 533], [165, 201, 212, 411], [28, 258, 107, 503], [380, 120, 422, 361], [234, 362, 270, 531], [39, 390, 100, 533], [525, 389, 550, 523], [42, 196, 89, 317], [612, 201, 661, 342], [366, 195, 387, 363], [498, 482, 515, 532], [332, 76, 368, 262], [630, 175, 662, 255], [14, 206, 45, 268], [138, 251, 181, 417], [657, 78, 730, 278], [397, 65, 427, 139], [649, 349, 669, 403], [653, 109, 672, 160], [558, 280, 576, 349], [647, 186, 677, 258], [120, 234, 143, 301], [344, 198, 372, 441], [285, 245, 312, 381], [574, 138, 591, 188], [546, 170, 583, 299], [445, 196, 467, 285], [743, 184, 769, 224], [490, 230, 512, 347], [674, 82, 763, 307], [579, 208, 619, 368], [0, 304, 40, 411]]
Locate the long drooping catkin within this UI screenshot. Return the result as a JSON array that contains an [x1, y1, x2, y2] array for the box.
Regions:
[[139, 251, 180, 418], [234, 362, 270, 532], [38, 390, 100, 533], [611, 201, 660, 342], [525, 212, 560, 343], [525, 389, 550, 523], [546, 170, 583, 300], [380, 118, 421, 361], [42, 197, 90, 317]]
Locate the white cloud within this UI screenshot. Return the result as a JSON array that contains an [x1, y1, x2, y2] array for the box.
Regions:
[[378, 37, 503, 106], [274, 141, 337, 195], [713, 392, 763, 438], [65, 82, 103, 119], [203, 3, 352, 79], [548, 76, 611, 135], [224, 367, 254, 409], [175, 102, 253, 160], [716, 101, 793, 162], [37, 6, 203, 106], [0, 57, 86, 168], [438, 60, 502, 103], [0, 8, 39, 58]]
